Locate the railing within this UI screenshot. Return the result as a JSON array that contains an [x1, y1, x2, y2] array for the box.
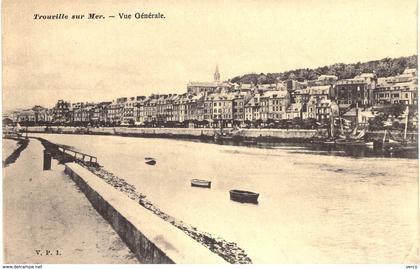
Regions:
[[58, 147, 98, 164], [2, 131, 23, 139]]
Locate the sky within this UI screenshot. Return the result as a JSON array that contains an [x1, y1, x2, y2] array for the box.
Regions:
[[2, 0, 418, 111]]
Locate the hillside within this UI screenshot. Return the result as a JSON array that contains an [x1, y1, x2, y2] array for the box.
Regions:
[[229, 55, 418, 84]]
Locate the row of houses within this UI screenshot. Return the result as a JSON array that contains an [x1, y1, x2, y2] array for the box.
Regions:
[[7, 67, 418, 127]]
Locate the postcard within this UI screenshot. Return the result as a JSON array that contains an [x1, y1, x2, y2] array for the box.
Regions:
[[2, 0, 419, 266]]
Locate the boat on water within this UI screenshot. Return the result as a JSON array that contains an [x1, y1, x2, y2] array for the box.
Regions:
[[373, 106, 418, 152], [373, 119, 418, 152], [229, 189, 259, 204], [242, 139, 257, 145], [145, 157, 156, 165], [190, 179, 211, 188], [365, 141, 374, 148], [375, 137, 418, 152], [386, 143, 418, 152], [214, 133, 244, 143]]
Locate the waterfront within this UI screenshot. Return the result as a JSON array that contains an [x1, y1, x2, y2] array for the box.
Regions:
[[31, 133, 419, 263]]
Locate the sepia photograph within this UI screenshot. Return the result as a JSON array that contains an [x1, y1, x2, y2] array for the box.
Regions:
[[2, 0, 419, 266]]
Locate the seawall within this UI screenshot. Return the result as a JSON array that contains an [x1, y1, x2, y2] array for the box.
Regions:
[[63, 162, 226, 264], [26, 126, 324, 140], [26, 126, 418, 142]]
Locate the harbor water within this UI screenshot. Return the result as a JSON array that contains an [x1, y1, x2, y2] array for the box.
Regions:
[[31, 133, 419, 263]]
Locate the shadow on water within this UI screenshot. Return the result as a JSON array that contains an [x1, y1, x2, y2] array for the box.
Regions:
[[179, 137, 418, 159], [303, 143, 418, 159], [34, 132, 418, 159]]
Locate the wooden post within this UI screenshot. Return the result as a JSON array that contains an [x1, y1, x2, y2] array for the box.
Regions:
[[404, 106, 409, 141]]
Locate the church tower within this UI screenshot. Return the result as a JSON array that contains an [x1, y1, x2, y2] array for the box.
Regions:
[[214, 65, 220, 82]]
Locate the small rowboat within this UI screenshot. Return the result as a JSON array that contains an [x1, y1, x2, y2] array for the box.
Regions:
[[191, 179, 211, 188], [229, 189, 259, 204], [145, 157, 156, 165]]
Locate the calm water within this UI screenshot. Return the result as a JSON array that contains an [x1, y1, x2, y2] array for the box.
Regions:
[[32, 133, 419, 263]]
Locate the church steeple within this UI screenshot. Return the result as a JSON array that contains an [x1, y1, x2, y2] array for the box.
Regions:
[[214, 65, 220, 82]]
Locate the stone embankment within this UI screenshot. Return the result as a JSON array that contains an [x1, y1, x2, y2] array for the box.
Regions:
[[27, 126, 324, 141], [83, 165, 252, 264], [37, 137, 252, 264]]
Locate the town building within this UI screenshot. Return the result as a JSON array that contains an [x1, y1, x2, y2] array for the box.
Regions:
[[335, 79, 371, 107], [16, 109, 36, 124], [285, 103, 303, 119], [107, 97, 127, 125], [187, 66, 231, 95], [72, 102, 94, 125], [308, 85, 333, 102], [265, 90, 290, 120], [91, 102, 111, 125], [143, 95, 158, 124], [122, 97, 137, 125], [244, 93, 262, 122], [374, 68, 418, 105], [232, 92, 249, 123], [373, 81, 418, 105], [51, 100, 71, 124], [133, 96, 147, 125]]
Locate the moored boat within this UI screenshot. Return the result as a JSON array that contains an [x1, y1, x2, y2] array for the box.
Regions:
[[145, 157, 156, 165], [365, 141, 374, 148], [229, 189, 259, 204], [191, 179, 211, 188]]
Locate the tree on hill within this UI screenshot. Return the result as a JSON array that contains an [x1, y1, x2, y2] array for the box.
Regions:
[[228, 55, 417, 84]]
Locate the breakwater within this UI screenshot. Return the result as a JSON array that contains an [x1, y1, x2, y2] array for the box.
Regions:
[[37, 137, 251, 263], [26, 126, 325, 141], [64, 163, 227, 264]]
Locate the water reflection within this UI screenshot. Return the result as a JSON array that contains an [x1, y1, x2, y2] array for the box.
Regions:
[[177, 138, 418, 159]]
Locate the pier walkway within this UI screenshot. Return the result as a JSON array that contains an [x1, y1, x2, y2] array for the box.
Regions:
[[3, 138, 139, 263]]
